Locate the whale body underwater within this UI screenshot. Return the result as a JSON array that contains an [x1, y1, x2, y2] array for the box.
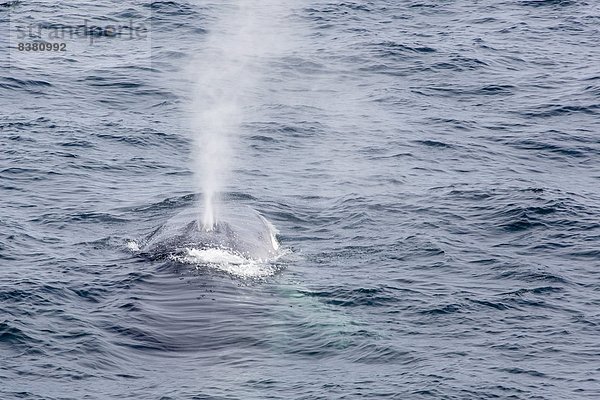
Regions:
[[139, 206, 280, 262]]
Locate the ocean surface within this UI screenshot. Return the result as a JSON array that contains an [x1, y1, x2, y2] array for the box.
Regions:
[[1, 0, 600, 399]]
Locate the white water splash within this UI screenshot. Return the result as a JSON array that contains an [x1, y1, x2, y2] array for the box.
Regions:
[[126, 240, 140, 252], [172, 247, 282, 279]]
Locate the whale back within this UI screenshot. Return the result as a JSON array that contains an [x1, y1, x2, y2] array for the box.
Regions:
[[141, 206, 279, 261]]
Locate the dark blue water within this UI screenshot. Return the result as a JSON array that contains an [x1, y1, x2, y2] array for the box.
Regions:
[[2, 1, 600, 399]]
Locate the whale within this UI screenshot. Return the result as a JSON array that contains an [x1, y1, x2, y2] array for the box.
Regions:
[[140, 206, 280, 262]]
